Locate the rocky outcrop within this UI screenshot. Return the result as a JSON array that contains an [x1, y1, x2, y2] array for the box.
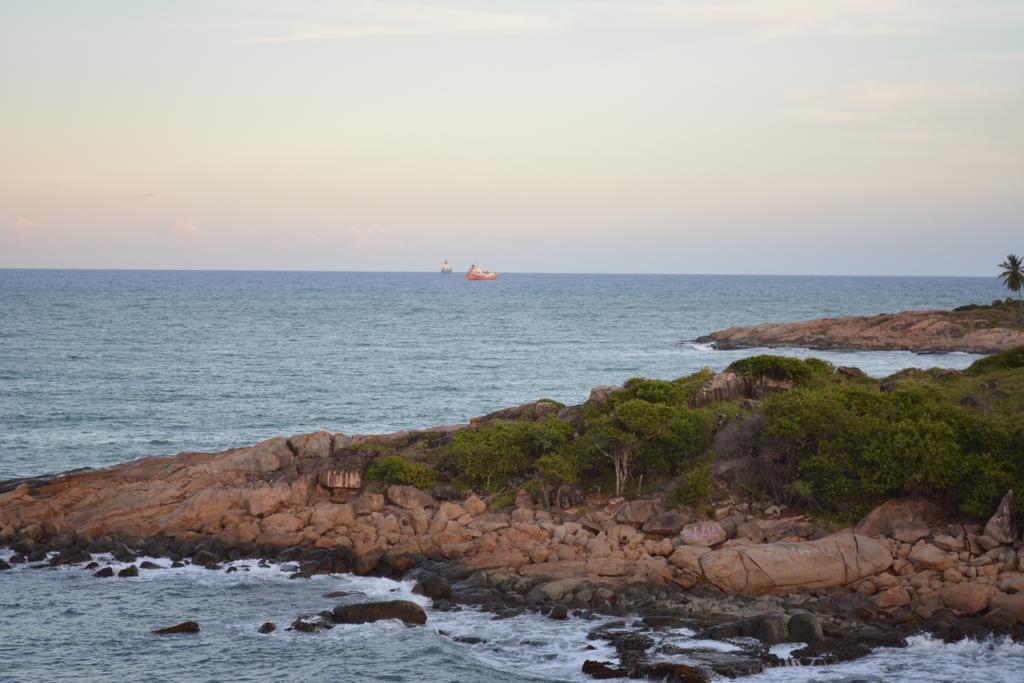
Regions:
[[699, 533, 892, 595], [697, 309, 1024, 354]]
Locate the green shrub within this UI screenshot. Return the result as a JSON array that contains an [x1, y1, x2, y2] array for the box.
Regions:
[[966, 347, 1024, 375], [365, 455, 436, 490], [439, 417, 574, 491], [488, 491, 516, 510], [535, 453, 578, 484], [665, 464, 713, 509], [759, 384, 1022, 521], [726, 355, 833, 385]]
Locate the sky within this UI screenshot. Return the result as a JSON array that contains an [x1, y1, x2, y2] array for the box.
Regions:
[[0, 0, 1022, 275]]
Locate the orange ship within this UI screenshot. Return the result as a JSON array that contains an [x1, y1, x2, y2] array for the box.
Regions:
[[465, 264, 497, 280]]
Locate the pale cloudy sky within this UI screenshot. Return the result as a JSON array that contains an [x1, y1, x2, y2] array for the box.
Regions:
[[1, 0, 1021, 275]]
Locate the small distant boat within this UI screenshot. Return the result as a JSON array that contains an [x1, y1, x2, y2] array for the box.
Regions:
[[465, 264, 497, 280], [440, 260, 453, 274]]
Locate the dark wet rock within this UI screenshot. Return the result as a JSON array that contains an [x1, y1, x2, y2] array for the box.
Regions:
[[225, 566, 238, 574], [582, 659, 628, 679], [9, 554, 27, 564], [641, 615, 687, 629], [700, 614, 790, 644], [0, 558, 10, 571], [171, 561, 185, 568], [453, 635, 487, 645], [257, 622, 276, 634], [152, 621, 200, 635], [549, 604, 569, 620], [27, 549, 47, 562], [111, 543, 136, 563], [322, 591, 359, 599], [85, 561, 99, 570], [277, 546, 305, 563], [631, 661, 708, 682], [117, 565, 139, 578], [289, 616, 334, 633], [93, 566, 114, 578], [139, 561, 163, 570], [413, 572, 451, 599], [191, 550, 221, 568], [331, 600, 427, 626], [787, 611, 823, 642], [13, 539, 35, 555], [51, 548, 91, 565]]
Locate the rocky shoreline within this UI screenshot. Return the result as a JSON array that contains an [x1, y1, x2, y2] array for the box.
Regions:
[[3, 398, 1024, 680], [697, 308, 1024, 354]]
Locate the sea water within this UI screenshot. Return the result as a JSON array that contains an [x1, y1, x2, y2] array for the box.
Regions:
[[0, 269, 1019, 681]]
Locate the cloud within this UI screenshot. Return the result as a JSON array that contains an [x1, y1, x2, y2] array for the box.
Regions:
[[246, 6, 559, 44], [3, 216, 42, 234], [794, 83, 991, 124], [603, 0, 1024, 39], [170, 221, 200, 236]]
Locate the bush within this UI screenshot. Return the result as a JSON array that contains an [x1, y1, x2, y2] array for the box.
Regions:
[[365, 455, 436, 490], [726, 355, 833, 385], [966, 347, 1024, 375], [439, 417, 574, 491], [535, 453, 578, 484], [759, 384, 1022, 520], [665, 464, 713, 509]]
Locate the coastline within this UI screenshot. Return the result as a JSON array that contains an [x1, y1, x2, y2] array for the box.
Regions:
[[4, 359, 1024, 680], [697, 308, 1024, 355]]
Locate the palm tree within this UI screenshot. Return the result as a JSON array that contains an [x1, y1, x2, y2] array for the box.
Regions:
[[998, 254, 1023, 325]]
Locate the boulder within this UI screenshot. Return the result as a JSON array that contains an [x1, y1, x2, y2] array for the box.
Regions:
[[331, 600, 427, 626], [152, 621, 200, 635], [117, 565, 139, 578], [940, 583, 998, 616], [257, 622, 276, 634], [615, 499, 658, 526], [699, 533, 892, 595], [891, 521, 930, 543], [855, 498, 945, 538], [310, 502, 354, 533], [289, 431, 332, 460], [210, 437, 293, 473], [582, 660, 628, 679], [988, 592, 1024, 624], [642, 510, 689, 536], [387, 485, 435, 511], [908, 544, 953, 571], [874, 587, 911, 609], [787, 611, 823, 642], [412, 572, 451, 599], [735, 521, 765, 543], [679, 521, 727, 547], [463, 495, 486, 516], [691, 372, 746, 406], [983, 490, 1017, 545]]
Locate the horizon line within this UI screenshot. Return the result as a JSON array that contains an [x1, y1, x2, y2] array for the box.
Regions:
[[0, 266, 1002, 279]]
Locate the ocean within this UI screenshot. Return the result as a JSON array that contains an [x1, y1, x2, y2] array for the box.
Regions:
[[0, 269, 1019, 682]]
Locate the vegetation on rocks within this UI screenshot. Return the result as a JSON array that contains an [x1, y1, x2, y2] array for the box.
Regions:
[[365, 455, 436, 491], [725, 355, 833, 386]]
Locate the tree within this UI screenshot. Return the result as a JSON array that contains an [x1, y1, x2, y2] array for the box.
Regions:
[[998, 254, 1024, 325]]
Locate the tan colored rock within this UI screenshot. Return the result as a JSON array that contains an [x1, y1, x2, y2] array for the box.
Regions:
[[588, 558, 629, 576], [989, 592, 1024, 623], [210, 437, 294, 473], [699, 533, 892, 595], [891, 521, 930, 543], [875, 587, 911, 608], [984, 490, 1017, 545], [615, 499, 659, 526], [932, 534, 963, 551], [908, 544, 953, 571], [289, 431, 333, 460], [642, 510, 690, 536], [463, 494, 486, 516], [940, 583, 998, 615], [387, 485, 435, 510], [855, 498, 946, 538], [351, 493, 385, 515], [679, 520, 727, 547], [0, 483, 29, 506]]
